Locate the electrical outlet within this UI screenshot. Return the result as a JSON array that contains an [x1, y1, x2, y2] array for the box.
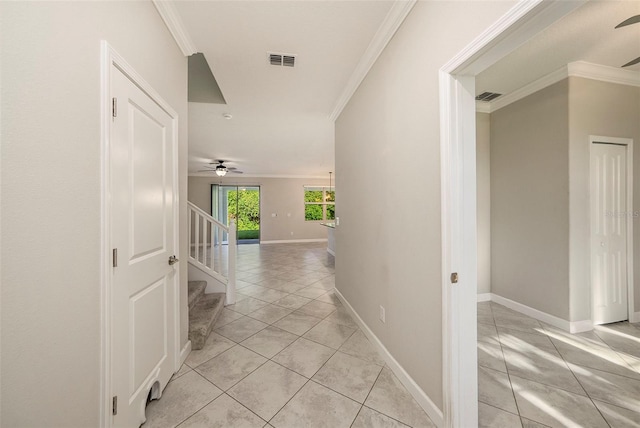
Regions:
[[379, 305, 385, 323]]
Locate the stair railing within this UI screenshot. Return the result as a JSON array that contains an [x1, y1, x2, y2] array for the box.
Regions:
[[187, 201, 236, 304]]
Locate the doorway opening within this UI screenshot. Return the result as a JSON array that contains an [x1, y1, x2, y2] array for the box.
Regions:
[[212, 185, 261, 244], [439, 2, 588, 426]]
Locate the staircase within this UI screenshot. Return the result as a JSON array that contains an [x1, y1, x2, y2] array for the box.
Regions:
[[187, 202, 237, 350], [188, 281, 225, 349]]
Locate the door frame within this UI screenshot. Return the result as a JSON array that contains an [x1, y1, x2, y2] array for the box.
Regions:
[[438, 1, 587, 426], [589, 135, 635, 324], [100, 41, 181, 428]]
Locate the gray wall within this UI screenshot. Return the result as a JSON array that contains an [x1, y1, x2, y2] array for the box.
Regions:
[[490, 80, 571, 319], [568, 77, 640, 321], [1, 2, 188, 426], [477, 113, 491, 295], [188, 176, 331, 242], [335, 0, 516, 411]]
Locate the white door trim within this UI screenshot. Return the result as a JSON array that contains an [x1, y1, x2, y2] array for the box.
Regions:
[[589, 135, 635, 324], [439, 1, 586, 426], [100, 41, 181, 428]]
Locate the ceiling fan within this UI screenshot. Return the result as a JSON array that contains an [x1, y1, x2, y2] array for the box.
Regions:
[[615, 15, 640, 68], [198, 160, 243, 177]]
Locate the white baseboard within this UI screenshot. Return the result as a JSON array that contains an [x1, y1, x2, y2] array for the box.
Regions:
[[334, 288, 444, 427], [179, 340, 191, 369], [260, 239, 328, 244], [569, 319, 594, 333], [483, 293, 593, 333], [327, 248, 335, 256], [477, 293, 491, 302]]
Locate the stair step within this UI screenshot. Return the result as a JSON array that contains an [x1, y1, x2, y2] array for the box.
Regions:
[[188, 281, 207, 311], [188, 292, 225, 350]]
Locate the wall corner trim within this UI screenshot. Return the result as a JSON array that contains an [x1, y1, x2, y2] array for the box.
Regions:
[[630, 312, 640, 324], [152, 0, 198, 56], [328, 0, 417, 122], [179, 341, 192, 368], [334, 288, 444, 427], [477, 293, 595, 333]]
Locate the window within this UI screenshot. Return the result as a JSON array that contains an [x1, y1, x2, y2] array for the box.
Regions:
[[304, 186, 335, 221]]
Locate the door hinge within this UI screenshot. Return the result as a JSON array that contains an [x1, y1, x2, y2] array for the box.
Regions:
[[112, 396, 118, 415], [112, 248, 118, 268], [450, 272, 459, 284], [112, 97, 117, 118]]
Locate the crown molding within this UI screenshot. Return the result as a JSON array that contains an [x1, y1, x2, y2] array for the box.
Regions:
[[329, 0, 417, 122], [567, 61, 640, 88], [478, 61, 640, 113], [475, 102, 491, 114], [489, 65, 567, 113], [153, 0, 197, 56]]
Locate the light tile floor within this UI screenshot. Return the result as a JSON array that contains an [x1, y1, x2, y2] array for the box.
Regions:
[[144, 243, 434, 428], [478, 301, 640, 427]]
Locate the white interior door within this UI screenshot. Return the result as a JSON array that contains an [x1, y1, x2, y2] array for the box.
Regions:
[[591, 142, 628, 325], [110, 65, 177, 427]]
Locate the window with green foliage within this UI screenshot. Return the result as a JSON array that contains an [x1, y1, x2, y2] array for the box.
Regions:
[[304, 186, 335, 221]]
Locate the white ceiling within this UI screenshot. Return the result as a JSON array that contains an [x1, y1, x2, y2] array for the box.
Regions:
[[174, 1, 395, 177], [477, 1, 640, 97]]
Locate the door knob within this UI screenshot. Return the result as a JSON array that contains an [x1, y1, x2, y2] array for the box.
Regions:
[[168, 255, 179, 265]]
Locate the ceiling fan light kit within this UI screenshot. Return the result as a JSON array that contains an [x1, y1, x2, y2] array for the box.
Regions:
[[197, 160, 243, 176]]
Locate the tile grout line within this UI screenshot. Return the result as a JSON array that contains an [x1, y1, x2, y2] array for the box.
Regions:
[[170, 370, 232, 427], [487, 302, 525, 424], [539, 322, 613, 428]]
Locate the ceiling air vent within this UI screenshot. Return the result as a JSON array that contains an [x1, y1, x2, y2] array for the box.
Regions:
[[475, 92, 502, 102], [269, 53, 296, 67]]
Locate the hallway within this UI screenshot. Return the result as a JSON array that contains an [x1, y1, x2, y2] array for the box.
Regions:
[[478, 301, 640, 427], [144, 243, 434, 427]]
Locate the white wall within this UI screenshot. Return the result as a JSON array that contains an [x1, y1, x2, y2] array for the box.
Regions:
[[188, 176, 331, 242], [335, 0, 516, 412], [490, 79, 570, 320], [0, 2, 188, 426], [568, 77, 640, 322], [477, 113, 491, 295]]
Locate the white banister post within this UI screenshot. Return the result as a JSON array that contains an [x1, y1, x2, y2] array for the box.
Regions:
[[188, 207, 192, 260], [226, 220, 237, 305]]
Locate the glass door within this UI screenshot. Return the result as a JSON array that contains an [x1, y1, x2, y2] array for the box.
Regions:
[[214, 185, 261, 244]]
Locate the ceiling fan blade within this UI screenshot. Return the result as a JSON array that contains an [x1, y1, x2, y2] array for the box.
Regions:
[[622, 56, 640, 67], [615, 15, 640, 29], [230, 170, 244, 174], [197, 170, 216, 172], [227, 166, 238, 170]]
